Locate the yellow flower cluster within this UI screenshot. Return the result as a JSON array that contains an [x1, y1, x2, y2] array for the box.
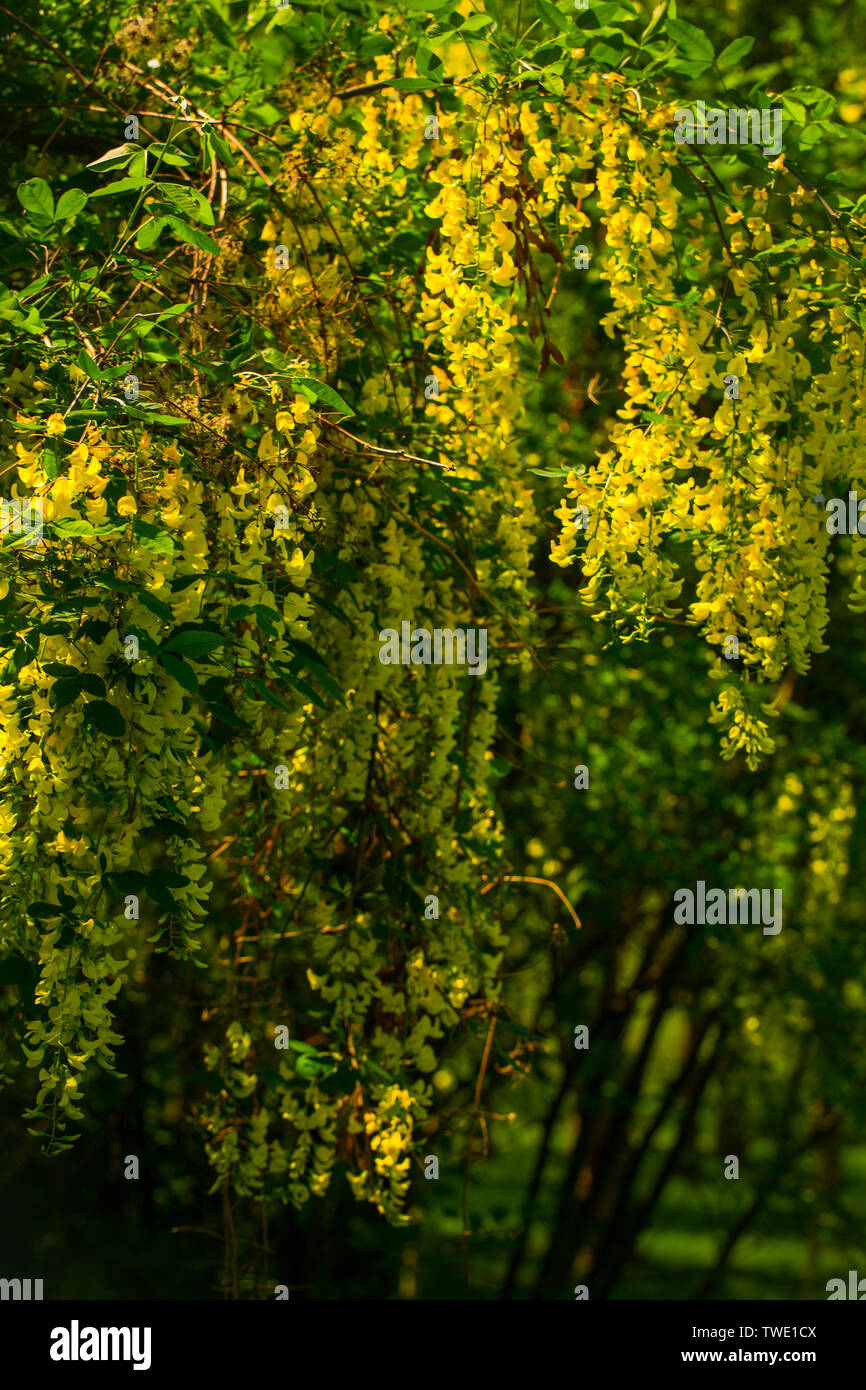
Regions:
[[1, 398, 317, 1148], [547, 81, 857, 766]]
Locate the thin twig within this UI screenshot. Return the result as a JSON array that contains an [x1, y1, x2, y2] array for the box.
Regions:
[[481, 874, 582, 935]]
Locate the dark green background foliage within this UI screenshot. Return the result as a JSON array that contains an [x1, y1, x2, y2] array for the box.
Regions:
[[2, 0, 866, 1299]]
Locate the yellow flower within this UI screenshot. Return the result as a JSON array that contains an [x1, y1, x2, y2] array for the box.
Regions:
[[16, 443, 44, 488], [285, 545, 312, 584], [258, 429, 278, 460], [46, 413, 66, 436]]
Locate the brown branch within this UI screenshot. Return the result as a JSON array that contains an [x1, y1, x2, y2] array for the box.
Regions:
[[482, 874, 582, 935]]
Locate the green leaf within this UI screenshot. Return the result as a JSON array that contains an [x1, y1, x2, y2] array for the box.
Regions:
[[17, 178, 54, 221], [286, 637, 326, 667], [137, 217, 169, 250], [207, 701, 251, 731], [666, 17, 714, 60], [155, 301, 193, 322], [80, 673, 107, 697], [461, 12, 497, 32], [283, 670, 326, 711], [288, 654, 345, 707], [86, 143, 140, 172], [10, 631, 37, 671], [91, 574, 137, 594], [77, 349, 101, 381], [290, 377, 355, 417], [132, 518, 177, 554], [56, 188, 88, 219], [251, 605, 280, 638], [156, 148, 194, 168], [201, 124, 235, 166], [0, 298, 45, 333], [781, 93, 808, 124], [138, 591, 174, 622], [88, 176, 153, 199], [799, 124, 825, 153], [145, 880, 179, 912], [81, 618, 113, 644], [162, 629, 225, 658], [42, 662, 79, 677], [147, 869, 191, 889], [245, 676, 293, 713], [537, 0, 569, 32], [391, 77, 439, 92], [50, 517, 99, 537], [123, 405, 187, 427], [109, 869, 148, 893], [210, 571, 256, 587], [51, 675, 83, 709], [668, 57, 715, 79], [160, 183, 215, 226], [83, 700, 126, 738], [716, 35, 755, 69], [163, 215, 220, 255], [20, 274, 51, 295], [250, 101, 283, 128], [160, 651, 199, 693], [415, 44, 444, 80], [295, 1052, 330, 1078], [0, 955, 38, 1005], [200, 674, 225, 701], [784, 84, 836, 109]]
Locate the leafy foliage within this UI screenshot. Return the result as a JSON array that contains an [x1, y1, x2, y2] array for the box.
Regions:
[[2, 0, 866, 1299]]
